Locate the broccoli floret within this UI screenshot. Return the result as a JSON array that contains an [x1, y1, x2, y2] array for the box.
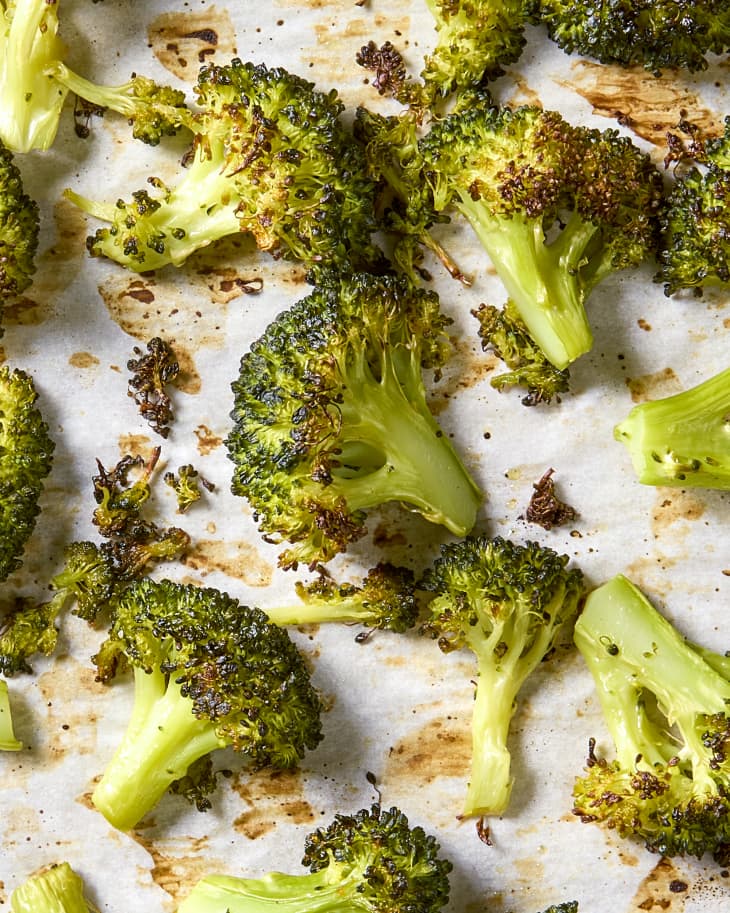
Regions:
[[263, 563, 418, 634], [66, 59, 382, 275], [420, 534, 584, 817], [419, 102, 663, 369], [90, 577, 323, 831], [0, 139, 39, 303], [225, 271, 481, 570], [538, 905, 579, 913], [658, 117, 730, 295], [9, 862, 98, 913], [175, 804, 452, 913], [0, 678, 22, 750], [614, 364, 730, 488], [528, 0, 730, 74], [165, 464, 215, 514], [572, 573, 730, 862]]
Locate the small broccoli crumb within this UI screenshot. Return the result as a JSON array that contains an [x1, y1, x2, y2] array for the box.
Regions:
[[521, 468, 578, 530], [127, 337, 180, 438]]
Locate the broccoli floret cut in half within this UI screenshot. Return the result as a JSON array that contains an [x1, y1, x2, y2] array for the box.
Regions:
[[420, 534, 584, 817], [614, 364, 730, 488], [419, 102, 663, 369], [226, 271, 482, 570], [0, 139, 39, 303], [67, 59, 382, 275], [573, 574, 730, 862], [91, 578, 323, 831], [176, 803, 452, 913], [9, 863, 99, 913]]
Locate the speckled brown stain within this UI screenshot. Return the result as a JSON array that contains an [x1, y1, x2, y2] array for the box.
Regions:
[[651, 489, 706, 535], [68, 352, 100, 369], [148, 7, 238, 81], [194, 424, 223, 455], [131, 833, 224, 904], [625, 367, 682, 404], [384, 716, 472, 787], [231, 768, 315, 840], [184, 539, 274, 588], [628, 857, 687, 912]]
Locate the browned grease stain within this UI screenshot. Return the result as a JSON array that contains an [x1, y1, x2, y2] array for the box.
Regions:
[[231, 767, 315, 840], [385, 717, 471, 788], [651, 489, 706, 535], [69, 351, 100, 369], [559, 61, 722, 147], [430, 334, 496, 415], [194, 424, 223, 455], [37, 661, 104, 760], [148, 7, 238, 81], [117, 433, 154, 463], [629, 857, 687, 911], [184, 539, 274, 587], [505, 73, 543, 108], [626, 367, 682, 404], [130, 833, 223, 904]]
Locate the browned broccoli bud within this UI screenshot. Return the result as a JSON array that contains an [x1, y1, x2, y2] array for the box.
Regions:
[[521, 468, 577, 530], [164, 464, 215, 514], [127, 337, 179, 438], [355, 41, 423, 108]]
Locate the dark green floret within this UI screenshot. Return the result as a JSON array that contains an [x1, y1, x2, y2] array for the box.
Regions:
[[175, 803, 452, 913], [614, 364, 730, 488], [91, 578, 323, 831], [573, 574, 730, 863], [0, 139, 39, 302], [420, 534, 584, 817], [9, 862, 98, 913], [226, 271, 482, 570]]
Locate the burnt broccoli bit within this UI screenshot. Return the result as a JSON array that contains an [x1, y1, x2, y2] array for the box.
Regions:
[[91, 577, 323, 831], [0, 139, 39, 304], [127, 337, 180, 438], [573, 573, 730, 862], [419, 102, 663, 369], [175, 803, 452, 913], [521, 468, 577, 529], [528, 0, 730, 74], [420, 534, 584, 817], [9, 862, 99, 913], [226, 271, 481, 570], [66, 59, 383, 275], [355, 41, 423, 107]]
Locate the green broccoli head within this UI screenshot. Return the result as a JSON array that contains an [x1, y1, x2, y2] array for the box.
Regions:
[[9, 862, 98, 913], [528, 0, 730, 73], [226, 271, 481, 570], [0, 139, 40, 301], [176, 803, 452, 913], [420, 534, 584, 816], [573, 574, 730, 863], [67, 59, 383, 274], [91, 577, 323, 831], [419, 102, 663, 369]]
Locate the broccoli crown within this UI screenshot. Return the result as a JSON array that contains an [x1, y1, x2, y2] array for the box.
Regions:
[[91, 577, 323, 831], [529, 0, 730, 73], [614, 364, 730, 488], [419, 102, 663, 369], [420, 534, 584, 816], [69, 58, 382, 274], [226, 271, 481, 570], [176, 803, 452, 913], [538, 905, 579, 913], [0, 139, 40, 300], [573, 574, 730, 862], [0, 679, 21, 750], [9, 862, 98, 913]]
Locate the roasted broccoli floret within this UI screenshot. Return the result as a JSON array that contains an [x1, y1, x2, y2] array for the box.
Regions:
[[226, 271, 481, 570], [165, 464, 214, 514], [66, 59, 382, 275], [419, 102, 663, 369], [420, 534, 584, 817], [528, 0, 730, 74], [0, 139, 39, 303], [614, 364, 730, 488], [572, 573, 730, 862], [91, 577, 323, 831], [538, 905, 578, 913], [263, 563, 418, 634], [9, 862, 98, 913], [127, 337, 180, 438], [175, 804, 452, 913], [658, 116, 730, 295], [0, 678, 22, 750]]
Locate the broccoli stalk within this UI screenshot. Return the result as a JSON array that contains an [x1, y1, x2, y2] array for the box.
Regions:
[[420, 535, 584, 817], [614, 365, 730, 488], [175, 805, 452, 913], [10, 863, 98, 913], [573, 574, 730, 861], [0, 678, 21, 750], [91, 578, 323, 831]]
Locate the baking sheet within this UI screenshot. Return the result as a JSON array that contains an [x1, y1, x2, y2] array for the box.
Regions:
[[3, 1, 730, 910]]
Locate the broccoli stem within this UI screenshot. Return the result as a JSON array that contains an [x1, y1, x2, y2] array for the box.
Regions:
[[91, 667, 226, 830], [263, 597, 372, 627], [454, 198, 595, 370], [0, 679, 22, 751], [10, 862, 98, 913], [464, 668, 515, 817]]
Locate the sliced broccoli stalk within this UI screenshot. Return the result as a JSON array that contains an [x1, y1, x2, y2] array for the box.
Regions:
[[10, 862, 98, 913], [614, 365, 730, 488], [176, 804, 452, 913], [0, 139, 40, 303], [420, 535, 584, 817], [0, 678, 21, 750], [573, 574, 730, 861]]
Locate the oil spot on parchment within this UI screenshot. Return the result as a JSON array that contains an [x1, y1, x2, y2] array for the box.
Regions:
[[184, 539, 274, 588], [37, 660, 104, 762], [558, 61, 722, 147], [385, 716, 472, 788], [69, 352, 100, 369], [148, 7, 238, 81], [131, 833, 223, 905], [628, 856, 687, 912], [625, 367, 682, 403], [231, 768, 315, 840], [651, 489, 705, 536], [505, 73, 544, 108], [194, 424, 223, 456], [118, 432, 154, 461], [430, 334, 495, 415]]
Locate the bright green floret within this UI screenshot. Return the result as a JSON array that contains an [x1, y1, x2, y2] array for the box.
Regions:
[[420, 534, 584, 817], [67, 59, 382, 275], [573, 574, 730, 863], [91, 577, 323, 831], [528, 0, 730, 73], [614, 364, 730, 488], [10, 863, 98, 913], [175, 803, 452, 913], [419, 102, 663, 369], [226, 271, 481, 571], [0, 139, 39, 302], [0, 678, 21, 750]]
